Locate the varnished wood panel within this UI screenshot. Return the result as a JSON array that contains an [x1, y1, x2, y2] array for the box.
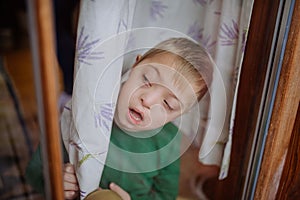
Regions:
[[206, 0, 281, 199], [29, 0, 64, 199], [254, 1, 300, 199], [276, 104, 300, 200]]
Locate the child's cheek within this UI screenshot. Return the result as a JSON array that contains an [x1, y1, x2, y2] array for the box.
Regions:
[[149, 104, 168, 127]]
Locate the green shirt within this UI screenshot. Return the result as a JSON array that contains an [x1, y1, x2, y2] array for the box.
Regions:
[[25, 123, 181, 200]]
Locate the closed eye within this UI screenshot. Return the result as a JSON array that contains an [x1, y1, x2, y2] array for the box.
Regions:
[[164, 100, 174, 111], [143, 75, 151, 87]]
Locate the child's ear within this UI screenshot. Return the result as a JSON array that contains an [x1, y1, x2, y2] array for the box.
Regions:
[[132, 54, 142, 68]]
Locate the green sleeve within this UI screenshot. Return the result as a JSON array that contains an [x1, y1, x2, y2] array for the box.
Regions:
[[25, 143, 69, 194], [130, 158, 180, 200], [25, 145, 45, 194]]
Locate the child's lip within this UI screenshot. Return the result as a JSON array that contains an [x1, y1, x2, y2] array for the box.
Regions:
[[128, 107, 144, 124]]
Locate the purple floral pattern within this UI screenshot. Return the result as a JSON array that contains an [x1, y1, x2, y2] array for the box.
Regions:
[[188, 22, 216, 54], [150, 0, 168, 20], [220, 20, 239, 46], [80, 190, 86, 198], [76, 26, 104, 65], [94, 103, 115, 131]]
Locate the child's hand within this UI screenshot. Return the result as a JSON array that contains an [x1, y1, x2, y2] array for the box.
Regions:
[[63, 163, 79, 199], [109, 182, 131, 200]]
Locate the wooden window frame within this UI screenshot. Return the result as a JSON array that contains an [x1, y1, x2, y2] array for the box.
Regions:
[[207, 0, 300, 199]]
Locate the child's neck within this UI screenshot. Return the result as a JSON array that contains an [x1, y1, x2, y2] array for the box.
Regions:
[[113, 121, 166, 138]]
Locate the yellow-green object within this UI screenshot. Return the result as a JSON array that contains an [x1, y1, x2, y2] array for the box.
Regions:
[[85, 189, 122, 200]]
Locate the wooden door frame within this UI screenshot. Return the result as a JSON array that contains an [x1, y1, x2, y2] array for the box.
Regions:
[[208, 0, 300, 199], [212, 0, 280, 198], [254, 0, 300, 199], [27, 0, 64, 199]]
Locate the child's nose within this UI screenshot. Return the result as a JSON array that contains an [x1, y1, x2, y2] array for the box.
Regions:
[[140, 90, 162, 109]]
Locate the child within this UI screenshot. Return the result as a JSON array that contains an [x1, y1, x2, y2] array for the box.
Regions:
[[25, 37, 214, 200]]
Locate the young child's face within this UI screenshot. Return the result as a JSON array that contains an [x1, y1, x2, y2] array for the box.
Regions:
[[114, 53, 198, 132]]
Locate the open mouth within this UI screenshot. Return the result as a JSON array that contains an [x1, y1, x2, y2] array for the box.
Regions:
[[128, 108, 143, 124]]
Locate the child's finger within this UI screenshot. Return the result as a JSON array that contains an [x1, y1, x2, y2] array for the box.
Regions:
[[64, 181, 79, 191], [65, 190, 78, 200], [64, 172, 77, 184], [109, 183, 131, 200], [64, 163, 75, 173]]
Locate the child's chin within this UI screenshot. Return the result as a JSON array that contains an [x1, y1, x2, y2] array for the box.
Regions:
[[115, 117, 160, 132], [115, 121, 138, 132], [119, 124, 152, 133]]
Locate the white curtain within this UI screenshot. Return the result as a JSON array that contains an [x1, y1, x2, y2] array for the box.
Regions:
[[61, 0, 254, 198]]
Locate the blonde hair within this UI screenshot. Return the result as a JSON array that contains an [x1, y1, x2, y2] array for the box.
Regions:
[[137, 37, 214, 101]]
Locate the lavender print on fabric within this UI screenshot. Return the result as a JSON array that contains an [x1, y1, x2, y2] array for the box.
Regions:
[[80, 190, 86, 198], [76, 26, 104, 65], [150, 0, 168, 20], [220, 20, 239, 46], [188, 22, 216, 54], [94, 103, 115, 132]]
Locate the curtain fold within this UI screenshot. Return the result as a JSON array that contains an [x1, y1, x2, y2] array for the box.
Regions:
[[61, 1, 136, 198]]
